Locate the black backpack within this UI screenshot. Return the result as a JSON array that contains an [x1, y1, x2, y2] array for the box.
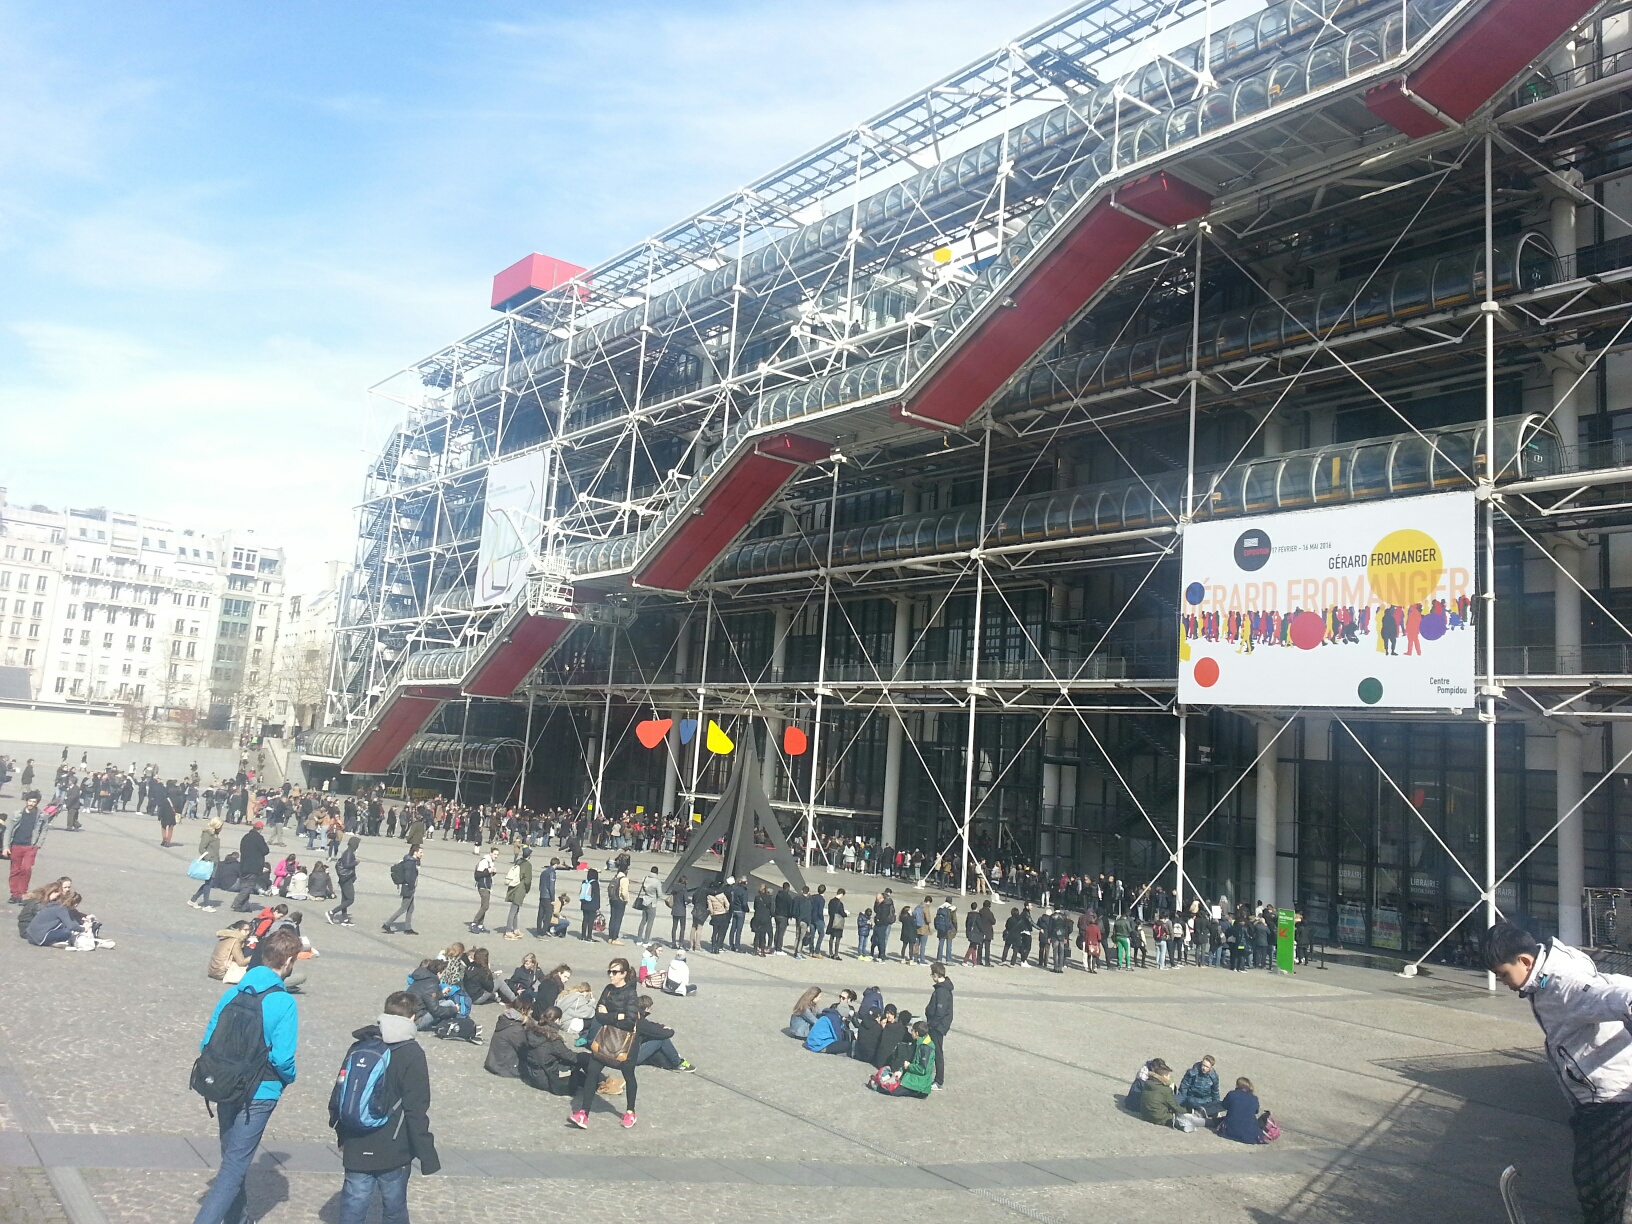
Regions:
[[190, 983, 286, 1114], [390, 859, 407, 886]]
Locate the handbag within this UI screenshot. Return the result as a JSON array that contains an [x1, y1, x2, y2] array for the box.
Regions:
[[223, 963, 246, 984], [188, 858, 214, 882], [1259, 1112, 1280, 1143], [634, 896, 648, 912], [589, 1023, 635, 1066]]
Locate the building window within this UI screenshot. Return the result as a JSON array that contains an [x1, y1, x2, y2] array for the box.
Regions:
[[35, 575, 47, 592], [186, 641, 196, 659], [62, 629, 73, 644], [135, 684, 144, 700], [186, 594, 195, 607], [142, 637, 152, 652], [174, 618, 186, 633], [23, 649, 34, 666], [65, 603, 75, 621], [32, 602, 43, 618], [21, 548, 32, 562], [103, 632, 114, 648], [255, 625, 266, 642], [200, 596, 210, 609], [26, 623, 38, 639], [125, 635, 136, 649], [1, 546, 11, 559], [78, 630, 89, 646], [54, 677, 65, 693], [39, 551, 50, 564], [171, 640, 181, 657], [0, 573, 9, 592]]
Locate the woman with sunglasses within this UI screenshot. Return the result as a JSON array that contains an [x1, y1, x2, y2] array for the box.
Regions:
[[568, 957, 641, 1130]]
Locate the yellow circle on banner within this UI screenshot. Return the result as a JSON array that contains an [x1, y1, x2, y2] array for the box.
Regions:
[[932, 247, 952, 264], [1367, 528, 1444, 607]]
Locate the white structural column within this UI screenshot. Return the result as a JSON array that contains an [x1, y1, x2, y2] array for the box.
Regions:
[[660, 614, 692, 817], [1255, 719, 1279, 909], [880, 594, 911, 849], [1546, 166, 1586, 944], [763, 606, 792, 801]]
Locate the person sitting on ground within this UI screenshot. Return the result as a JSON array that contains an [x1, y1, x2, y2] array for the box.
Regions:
[[804, 1002, 853, 1056], [638, 944, 660, 985], [1126, 1057, 1159, 1109], [517, 1006, 580, 1095], [16, 878, 70, 940], [210, 853, 241, 912], [439, 943, 468, 989], [1136, 1059, 1187, 1127], [1178, 1054, 1222, 1116], [306, 860, 333, 901], [832, 987, 858, 1025], [508, 953, 543, 1003], [464, 947, 514, 1005], [1218, 1076, 1264, 1144], [537, 962, 572, 1013], [789, 986, 822, 1039], [868, 1021, 936, 1097], [272, 853, 297, 895], [634, 994, 696, 1071], [208, 921, 253, 981], [26, 889, 86, 948], [286, 865, 310, 900], [860, 984, 884, 1015], [555, 980, 595, 1037], [406, 958, 455, 1031], [485, 999, 543, 1079], [661, 948, 695, 995], [848, 998, 887, 1070], [883, 1009, 916, 1071]]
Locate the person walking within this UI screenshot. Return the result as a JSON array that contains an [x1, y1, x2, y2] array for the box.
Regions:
[[925, 961, 954, 1090], [381, 847, 421, 935], [190, 818, 223, 909], [190, 929, 300, 1224], [331, 991, 441, 1223], [469, 847, 495, 934], [5, 796, 45, 902], [152, 782, 177, 845], [328, 835, 359, 926]]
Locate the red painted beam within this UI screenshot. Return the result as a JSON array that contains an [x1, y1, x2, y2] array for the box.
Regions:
[[755, 432, 829, 465], [464, 614, 573, 697], [1410, 0, 1596, 123], [343, 693, 445, 774], [906, 172, 1211, 428], [636, 452, 800, 591], [1363, 81, 1448, 137], [1369, 0, 1596, 137]]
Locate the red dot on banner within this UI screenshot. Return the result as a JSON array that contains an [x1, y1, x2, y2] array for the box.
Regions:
[[783, 725, 809, 756], [1290, 610, 1326, 651], [1193, 657, 1220, 687]]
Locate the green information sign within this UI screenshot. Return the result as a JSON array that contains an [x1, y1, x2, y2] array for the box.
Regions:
[[1276, 908, 1296, 973]]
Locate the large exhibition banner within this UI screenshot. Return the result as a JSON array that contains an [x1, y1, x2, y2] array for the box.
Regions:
[[1177, 490, 1475, 709], [476, 450, 549, 606]]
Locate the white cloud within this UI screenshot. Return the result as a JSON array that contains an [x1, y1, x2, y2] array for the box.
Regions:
[[50, 212, 230, 291]]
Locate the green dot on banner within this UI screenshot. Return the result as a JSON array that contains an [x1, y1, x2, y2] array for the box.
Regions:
[[1357, 677, 1383, 705]]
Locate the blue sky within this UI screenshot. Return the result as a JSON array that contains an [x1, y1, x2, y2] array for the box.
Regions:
[[0, 0, 1071, 588]]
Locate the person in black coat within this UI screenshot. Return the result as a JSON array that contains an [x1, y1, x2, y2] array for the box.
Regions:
[[773, 882, 796, 954], [331, 991, 440, 1220], [568, 957, 641, 1128], [871, 1006, 910, 1069], [233, 824, 269, 911], [852, 1004, 888, 1065], [925, 964, 954, 1088]]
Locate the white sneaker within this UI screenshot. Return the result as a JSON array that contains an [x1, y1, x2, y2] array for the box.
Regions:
[[95, 939, 116, 949], [187, 900, 201, 909]]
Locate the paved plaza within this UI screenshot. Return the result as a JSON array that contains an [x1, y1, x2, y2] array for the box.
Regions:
[[0, 803, 1580, 1223]]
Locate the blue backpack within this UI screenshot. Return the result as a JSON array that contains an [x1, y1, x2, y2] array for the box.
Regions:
[[328, 1037, 395, 1135]]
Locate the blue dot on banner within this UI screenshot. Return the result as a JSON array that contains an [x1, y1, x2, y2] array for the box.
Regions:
[[678, 719, 698, 745], [1185, 582, 1205, 605], [1420, 610, 1446, 641]]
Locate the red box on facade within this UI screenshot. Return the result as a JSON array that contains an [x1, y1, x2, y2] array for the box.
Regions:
[[491, 253, 588, 311]]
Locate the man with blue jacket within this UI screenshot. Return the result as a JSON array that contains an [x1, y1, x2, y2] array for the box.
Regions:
[[192, 928, 301, 1224]]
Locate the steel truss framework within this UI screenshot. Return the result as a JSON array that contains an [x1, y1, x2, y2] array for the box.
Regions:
[[331, 0, 1632, 980]]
